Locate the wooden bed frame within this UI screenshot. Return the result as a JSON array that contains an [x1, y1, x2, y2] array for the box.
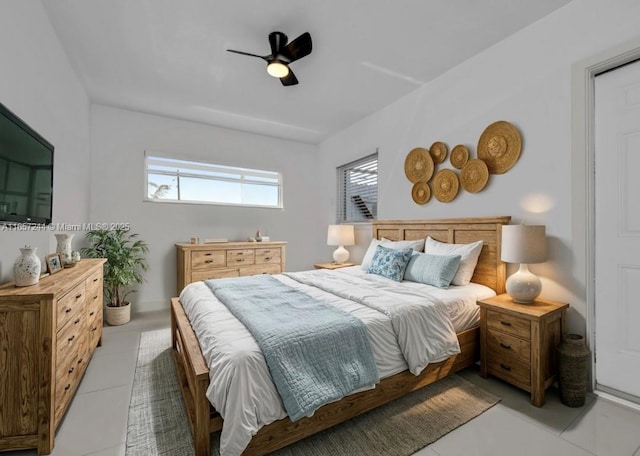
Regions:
[[170, 216, 511, 456]]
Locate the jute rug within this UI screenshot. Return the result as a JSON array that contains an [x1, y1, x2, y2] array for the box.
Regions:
[[126, 328, 499, 456]]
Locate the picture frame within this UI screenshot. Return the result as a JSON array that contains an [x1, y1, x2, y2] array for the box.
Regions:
[[45, 253, 63, 274]]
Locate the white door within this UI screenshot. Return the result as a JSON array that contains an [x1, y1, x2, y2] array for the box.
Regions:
[[594, 59, 640, 400]]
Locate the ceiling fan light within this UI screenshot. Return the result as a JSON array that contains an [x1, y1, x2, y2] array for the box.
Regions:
[[267, 61, 289, 78]]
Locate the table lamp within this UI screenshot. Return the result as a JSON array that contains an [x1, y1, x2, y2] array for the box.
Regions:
[[327, 224, 355, 264], [501, 224, 547, 303]]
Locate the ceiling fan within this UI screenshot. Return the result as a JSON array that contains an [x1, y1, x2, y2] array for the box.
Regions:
[[227, 31, 312, 86]]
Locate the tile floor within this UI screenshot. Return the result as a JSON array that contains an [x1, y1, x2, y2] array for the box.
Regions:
[[5, 310, 640, 456]]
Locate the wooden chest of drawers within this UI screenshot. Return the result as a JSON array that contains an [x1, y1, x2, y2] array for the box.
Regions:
[[176, 241, 286, 293], [478, 294, 568, 407], [0, 259, 105, 455]]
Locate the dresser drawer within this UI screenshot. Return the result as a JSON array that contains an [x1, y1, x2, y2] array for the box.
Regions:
[[227, 249, 255, 266], [255, 248, 281, 264], [56, 282, 86, 330], [487, 328, 531, 362], [192, 268, 240, 282], [486, 351, 531, 390], [486, 309, 530, 340], [57, 314, 85, 361], [240, 264, 282, 277], [191, 251, 226, 270]]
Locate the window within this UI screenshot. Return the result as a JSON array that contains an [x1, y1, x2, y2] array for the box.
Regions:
[[145, 154, 282, 208], [336, 152, 378, 222]]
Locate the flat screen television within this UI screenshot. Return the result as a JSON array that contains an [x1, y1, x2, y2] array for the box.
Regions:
[[0, 102, 54, 225]]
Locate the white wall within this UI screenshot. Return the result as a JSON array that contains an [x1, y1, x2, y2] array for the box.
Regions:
[[318, 0, 640, 335], [0, 0, 91, 281], [90, 105, 324, 312]]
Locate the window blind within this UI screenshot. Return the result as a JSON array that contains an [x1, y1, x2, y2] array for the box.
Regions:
[[336, 152, 378, 222]]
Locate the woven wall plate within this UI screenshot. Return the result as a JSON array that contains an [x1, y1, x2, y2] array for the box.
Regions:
[[460, 159, 489, 193], [429, 141, 448, 164], [477, 121, 522, 174], [432, 169, 459, 203], [411, 182, 431, 205], [450, 145, 469, 169], [404, 147, 434, 183]]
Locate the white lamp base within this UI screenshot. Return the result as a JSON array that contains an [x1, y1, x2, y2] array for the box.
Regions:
[[332, 245, 350, 264], [506, 263, 542, 304]]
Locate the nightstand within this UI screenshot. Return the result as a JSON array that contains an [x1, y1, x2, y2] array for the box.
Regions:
[[314, 262, 356, 270], [477, 294, 569, 407]]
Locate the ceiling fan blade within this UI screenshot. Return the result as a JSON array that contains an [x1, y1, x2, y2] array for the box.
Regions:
[[280, 32, 312, 63], [268, 31, 288, 57], [227, 49, 268, 61], [280, 69, 298, 86]]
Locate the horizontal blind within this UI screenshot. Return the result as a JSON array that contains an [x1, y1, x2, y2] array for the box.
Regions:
[[336, 152, 378, 222]]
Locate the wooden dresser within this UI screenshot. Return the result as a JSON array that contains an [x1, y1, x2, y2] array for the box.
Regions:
[[477, 294, 568, 407], [176, 241, 286, 293], [0, 259, 105, 455]]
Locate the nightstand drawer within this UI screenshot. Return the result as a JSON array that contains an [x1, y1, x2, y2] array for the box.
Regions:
[[487, 329, 531, 362], [192, 251, 226, 270], [486, 309, 530, 340], [486, 351, 531, 390]]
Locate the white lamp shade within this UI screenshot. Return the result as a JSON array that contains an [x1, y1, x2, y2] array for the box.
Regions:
[[327, 225, 355, 246], [501, 225, 547, 264]]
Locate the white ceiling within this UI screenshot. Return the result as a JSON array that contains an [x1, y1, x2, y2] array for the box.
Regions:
[[42, 0, 572, 144]]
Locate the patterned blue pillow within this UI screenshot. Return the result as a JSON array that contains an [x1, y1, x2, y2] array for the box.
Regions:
[[367, 245, 413, 281], [403, 253, 462, 288]]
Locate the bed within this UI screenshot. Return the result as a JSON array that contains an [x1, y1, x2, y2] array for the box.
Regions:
[[170, 216, 510, 456]]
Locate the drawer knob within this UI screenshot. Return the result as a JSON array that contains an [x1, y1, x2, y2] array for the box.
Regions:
[[75, 293, 83, 299], [65, 308, 72, 314], [92, 326, 98, 332], [74, 318, 81, 325], [64, 384, 71, 391], [68, 367, 74, 374], [500, 320, 512, 327], [77, 358, 83, 364], [500, 363, 512, 371], [500, 342, 512, 350], [93, 277, 99, 282], [265, 257, 272, 261], [204, 260, 213, 264], [68, 335, 75, 342], [204, 253, 212, 256], [89, 311, 95, 316]]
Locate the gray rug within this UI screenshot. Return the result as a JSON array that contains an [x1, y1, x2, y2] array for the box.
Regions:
[[126, 328, 499, 456]]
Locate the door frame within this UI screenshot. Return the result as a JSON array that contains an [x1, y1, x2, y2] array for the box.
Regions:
[[571, 36, 640, 396]]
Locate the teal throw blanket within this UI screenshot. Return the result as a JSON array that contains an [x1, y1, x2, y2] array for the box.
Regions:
[[205, 275, 379, 421]]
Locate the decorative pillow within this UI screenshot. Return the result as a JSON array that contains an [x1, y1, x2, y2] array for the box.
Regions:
[[361, 237, 425, 271], [424, 237, 483, 286], [367, 245, 413, 282], [403, 253, 462, 288]]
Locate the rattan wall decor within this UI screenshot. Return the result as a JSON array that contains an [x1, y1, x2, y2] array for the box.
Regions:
[[404, 120, 521, 205]]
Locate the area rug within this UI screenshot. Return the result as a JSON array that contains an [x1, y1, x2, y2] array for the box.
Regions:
[[125, 328, 499, 456]]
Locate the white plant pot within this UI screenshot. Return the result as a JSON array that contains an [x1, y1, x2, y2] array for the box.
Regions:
[[105, 302, 131, 326]]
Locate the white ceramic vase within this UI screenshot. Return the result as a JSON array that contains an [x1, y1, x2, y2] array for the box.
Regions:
[[55, 233, 74, 265], [14, 246, 42, 287]]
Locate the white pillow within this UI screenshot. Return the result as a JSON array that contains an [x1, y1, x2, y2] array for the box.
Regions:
[[361, 237, 425, 271], [424, 236, 483, 286]]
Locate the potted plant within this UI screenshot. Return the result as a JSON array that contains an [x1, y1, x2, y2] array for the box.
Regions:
[[81, 228, 149, 325]]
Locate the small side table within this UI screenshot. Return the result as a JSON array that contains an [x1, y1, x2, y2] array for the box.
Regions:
[[477, 294, 569, 407], [314, 262, 356, 270]]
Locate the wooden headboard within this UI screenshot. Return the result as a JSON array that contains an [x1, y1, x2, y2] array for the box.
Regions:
[[371, 216, 511, 294]]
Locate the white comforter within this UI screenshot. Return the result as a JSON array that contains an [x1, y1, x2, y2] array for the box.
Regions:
[[179, 267, 494, 456]]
